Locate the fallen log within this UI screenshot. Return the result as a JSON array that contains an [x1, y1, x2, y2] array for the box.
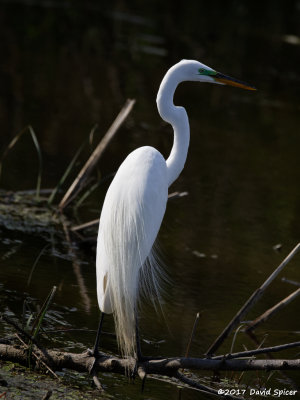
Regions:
[[0, 344, 299, 376]]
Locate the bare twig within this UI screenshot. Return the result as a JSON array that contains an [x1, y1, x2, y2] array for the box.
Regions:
[[212, 341, 300, 360], [168, 191, 188, 201], [15, 334, 59, 380], [48, 140, 86, 205], [245, 288, 300, 332], [185, 312, 200, 358], [59, 99, 136, 210], [281, 277, 300, 287], [230, 324, 245, 354], [71, 219, 99, 232], [206, 243, 300, 356]]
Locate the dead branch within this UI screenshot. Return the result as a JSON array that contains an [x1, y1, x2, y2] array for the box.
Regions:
[[15, 334, 59, 380], [206, 243, 300, 356], [59, 99, 136, 210], [0, 344, 299, 375], [245, 288, 300, 332], [246, 330, 299, 390], [167, 191, 188, 200], [71, 219, 99, 232], [185, 312, 200, 358], [281, 277, 300, 287], [212, 341, 300, 360]]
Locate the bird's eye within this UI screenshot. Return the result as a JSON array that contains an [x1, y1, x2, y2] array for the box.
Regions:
[[198, 68, 206, 74]]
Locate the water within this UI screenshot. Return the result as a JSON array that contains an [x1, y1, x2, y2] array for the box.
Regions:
[[0, 1, 300, 397]]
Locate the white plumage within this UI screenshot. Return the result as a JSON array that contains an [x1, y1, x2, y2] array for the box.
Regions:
[[95, 60, 255, 359], [96, 147, 168, 357]]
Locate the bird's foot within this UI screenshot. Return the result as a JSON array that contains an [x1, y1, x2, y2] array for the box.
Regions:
[[87, 347, 101, 358], [87, 348, 102, 375]]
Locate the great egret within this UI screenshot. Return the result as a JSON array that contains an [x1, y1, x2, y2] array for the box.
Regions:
[[93, 60, 255, 360]]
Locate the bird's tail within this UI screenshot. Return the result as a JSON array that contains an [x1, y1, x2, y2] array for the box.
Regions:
[[101, 203, 166, 360]]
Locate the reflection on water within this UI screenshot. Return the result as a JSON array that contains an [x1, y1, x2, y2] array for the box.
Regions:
[[0, 1, 300, 397]]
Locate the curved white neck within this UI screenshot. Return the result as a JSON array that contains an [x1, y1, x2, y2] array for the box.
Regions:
[[156, 68, 190, 187]]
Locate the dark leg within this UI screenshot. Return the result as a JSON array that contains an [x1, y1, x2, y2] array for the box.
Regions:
[[92, 312, 104, 358], [135, 312, 147, 392], [135, 312, 144, 362]]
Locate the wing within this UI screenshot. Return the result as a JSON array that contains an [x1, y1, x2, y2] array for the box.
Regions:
[[96, 146, 168, 357], [96, 146, 168, 312]]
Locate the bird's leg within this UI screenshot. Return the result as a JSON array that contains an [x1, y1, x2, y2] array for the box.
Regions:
[[135, 312, 148, 391], [135, 312, 144, 362], [88, 312, 105, 387], [90, 312, 104, 358]]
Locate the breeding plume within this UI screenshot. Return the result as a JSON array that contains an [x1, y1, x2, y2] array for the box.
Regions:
[[94, 60, 255, 359]]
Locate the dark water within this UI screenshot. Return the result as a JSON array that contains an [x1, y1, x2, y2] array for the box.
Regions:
[[0, 1, 300, 398]]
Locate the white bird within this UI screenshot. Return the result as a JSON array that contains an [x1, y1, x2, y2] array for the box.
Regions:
[[93, 60, 255, 360]]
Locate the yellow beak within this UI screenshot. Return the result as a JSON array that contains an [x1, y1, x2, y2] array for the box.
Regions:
[[214, 72, 256, 91]]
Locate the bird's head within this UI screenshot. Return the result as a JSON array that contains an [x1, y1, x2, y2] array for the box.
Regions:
[[177, 60, 256, 90]]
